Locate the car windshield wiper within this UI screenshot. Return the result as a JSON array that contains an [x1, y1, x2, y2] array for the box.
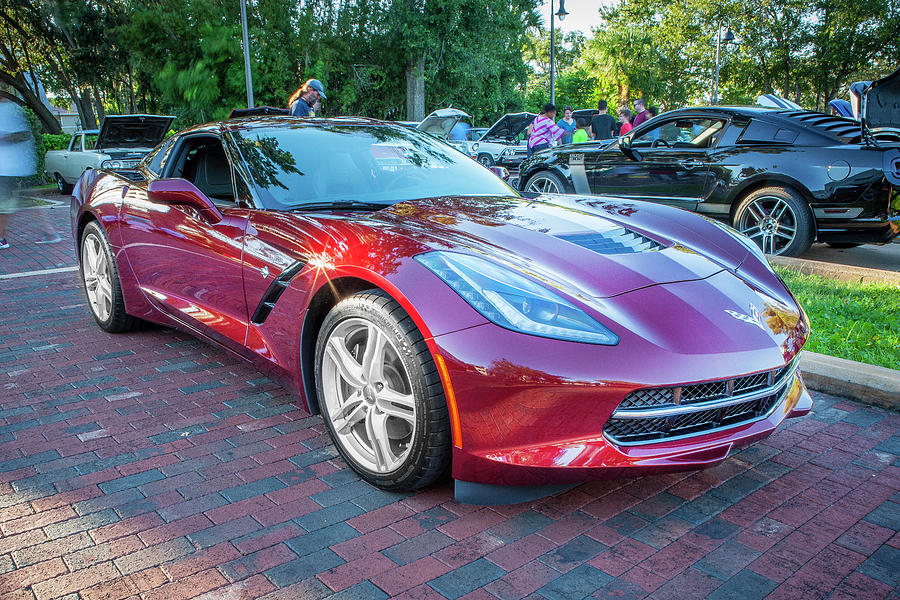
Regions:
[[289, 200, 392, 212]]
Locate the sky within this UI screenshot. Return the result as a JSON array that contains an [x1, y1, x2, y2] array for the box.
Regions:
[[539, 0, 618, 35]]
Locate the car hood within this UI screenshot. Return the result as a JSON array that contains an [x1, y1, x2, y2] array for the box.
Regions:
[[417, 108, 471, 140], [371, 194, 751, 299], [96, 115, 174, 151], [863, 66, 900, 130], [482, 112, 536, 141]]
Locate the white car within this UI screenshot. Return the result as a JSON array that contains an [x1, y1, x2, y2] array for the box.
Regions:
[[469, 112, 536, 167], [45, 114, 173, 193]]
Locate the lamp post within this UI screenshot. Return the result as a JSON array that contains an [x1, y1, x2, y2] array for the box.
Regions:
[[549, 0, 569, 106], [240, 0, 254, 108], [712, 24, 734, 105]]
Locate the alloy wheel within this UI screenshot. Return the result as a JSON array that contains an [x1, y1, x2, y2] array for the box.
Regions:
[[320, 317, 417, 474], [525, 175, 561, 194], [736, 195, 799, 255], [82, 232, 113, 322]]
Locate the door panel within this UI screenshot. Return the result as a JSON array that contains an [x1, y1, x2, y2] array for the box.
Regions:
[[119, 185, 250, 349]]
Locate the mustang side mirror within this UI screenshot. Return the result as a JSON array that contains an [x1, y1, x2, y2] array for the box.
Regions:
[[618, 136, 643, 162], [148, 179, 224, 224]]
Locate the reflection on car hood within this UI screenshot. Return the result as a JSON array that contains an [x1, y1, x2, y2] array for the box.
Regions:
[[96, 115, 174, 151], [371, 194, 752, 299], [482, 112, 536, 141], [864, 67, 900, 131]]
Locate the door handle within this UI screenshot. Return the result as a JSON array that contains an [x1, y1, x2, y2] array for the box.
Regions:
[[680, 160, 703, 170]]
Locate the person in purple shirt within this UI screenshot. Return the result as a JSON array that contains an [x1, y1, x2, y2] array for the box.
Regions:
[[632, 98, 650, 128]]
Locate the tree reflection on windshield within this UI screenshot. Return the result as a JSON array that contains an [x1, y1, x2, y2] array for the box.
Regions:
[[230, 123, 513, 210]]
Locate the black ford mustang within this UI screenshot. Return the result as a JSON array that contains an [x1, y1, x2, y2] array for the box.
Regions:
[[518, 77, 900, 256]]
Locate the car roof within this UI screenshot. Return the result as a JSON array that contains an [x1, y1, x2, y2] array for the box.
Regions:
[[662, 106, 862, 143]]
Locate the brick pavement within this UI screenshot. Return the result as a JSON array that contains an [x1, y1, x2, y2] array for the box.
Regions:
[[0, 191, 898, 599]]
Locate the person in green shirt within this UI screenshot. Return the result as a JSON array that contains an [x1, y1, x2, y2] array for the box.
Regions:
[[572, 117, 590, 143]]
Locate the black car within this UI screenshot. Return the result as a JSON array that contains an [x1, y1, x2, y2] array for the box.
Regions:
[[518, 101, 900, 256]]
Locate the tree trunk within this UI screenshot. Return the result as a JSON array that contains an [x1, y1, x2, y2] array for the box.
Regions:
[[92, 85, 106, 121], [75, 89, 97, 129], [0, 71, 62, 133], [406, 55, 425, 121]]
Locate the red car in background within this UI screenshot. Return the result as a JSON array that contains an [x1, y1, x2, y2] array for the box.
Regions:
[[71, 117, 811, 504]]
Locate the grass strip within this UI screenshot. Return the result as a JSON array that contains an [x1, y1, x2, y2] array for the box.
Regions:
[[775, 267, 900, 370]]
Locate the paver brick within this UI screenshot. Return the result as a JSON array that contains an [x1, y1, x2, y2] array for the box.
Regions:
[[30, 560, 120, 600]]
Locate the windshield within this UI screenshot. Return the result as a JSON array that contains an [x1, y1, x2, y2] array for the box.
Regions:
[[231, 123, 516, 210]]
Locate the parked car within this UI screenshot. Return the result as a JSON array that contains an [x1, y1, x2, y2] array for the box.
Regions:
[[416, 108, 471, 149], [519, 105, 900, 256], [469, 112, 535, 167], [45, 114, 173, 194], [72, 116, 812, 504]]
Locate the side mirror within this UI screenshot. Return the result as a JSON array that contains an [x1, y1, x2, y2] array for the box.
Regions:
[[148, 179, 224, 224], [618, 136, 642, 162]]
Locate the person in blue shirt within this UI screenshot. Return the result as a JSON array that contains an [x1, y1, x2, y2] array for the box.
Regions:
[[288, 79, 326, 117], [556, 106, 576, 145]]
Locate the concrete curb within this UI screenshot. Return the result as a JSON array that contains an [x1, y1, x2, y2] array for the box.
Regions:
[[801, 352, 900, 410], [769, 256, 900, 285]]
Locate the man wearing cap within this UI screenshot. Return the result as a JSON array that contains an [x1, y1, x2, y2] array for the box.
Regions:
[[288, 79, 326, 117]]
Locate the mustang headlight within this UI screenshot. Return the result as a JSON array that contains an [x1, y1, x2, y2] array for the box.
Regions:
[[415, 252, 618, 345]]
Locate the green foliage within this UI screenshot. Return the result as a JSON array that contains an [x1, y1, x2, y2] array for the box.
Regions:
[[776, 268, 900, 370]]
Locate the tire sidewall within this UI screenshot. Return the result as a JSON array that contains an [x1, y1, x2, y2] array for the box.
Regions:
[[477, 154, 493, 167], [525, 170, 566, 194], [314, 293, 437, 490], [80, 221, 125, 331]]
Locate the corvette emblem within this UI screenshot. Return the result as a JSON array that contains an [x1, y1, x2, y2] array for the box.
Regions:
[[260, 266, 270, 279], [725, 304, 766, 331]]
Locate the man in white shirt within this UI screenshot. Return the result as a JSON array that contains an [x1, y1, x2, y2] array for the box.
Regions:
[[0, 95, 40, 248]]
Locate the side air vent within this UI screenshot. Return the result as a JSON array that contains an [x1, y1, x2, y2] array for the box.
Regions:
[[558, 228, 665, 255], [250, 259, 308, 325]]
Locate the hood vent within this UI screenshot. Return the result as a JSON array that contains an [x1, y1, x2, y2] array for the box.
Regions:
[[557, 228, 665, 255]]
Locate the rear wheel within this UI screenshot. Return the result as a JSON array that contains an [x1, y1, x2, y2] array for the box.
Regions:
[[315, 290, 451, 491], [733, 186, 813, 257], [56, 173, 73, 195], [80, 221, 140, 332], [524, 170, 567, 194]]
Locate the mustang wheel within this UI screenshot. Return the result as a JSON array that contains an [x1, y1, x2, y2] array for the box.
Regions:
[[80, 221, 139, 332], [477, 153, 494, 167], [56, 173, 73, 195], [524, 171, 566, 194], [315, 290, 451, 491], [733, 186, 813, 257]]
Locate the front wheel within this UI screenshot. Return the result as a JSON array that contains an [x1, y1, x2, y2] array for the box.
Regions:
[[733, 186, 814, 257], [56, 173, 73, 195], [315, 290, 451, 491], [80, 221, 140, 332], [524, 170, 567, 194], [477, 153, 494, 167]]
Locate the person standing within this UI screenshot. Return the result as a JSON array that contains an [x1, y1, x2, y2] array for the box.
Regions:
[[589, 100, 616, 140], [618, 108, 634, 135], [556, 106, 576, 145], [632, 98, 650, 128], [288, 79, 326, 117], [527, 103, 566, 156], [0, 95, 38, 249]]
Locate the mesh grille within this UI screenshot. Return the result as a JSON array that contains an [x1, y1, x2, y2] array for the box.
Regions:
[[558, 229, 665, 255], [619, 387, 673, 409], [606, 363, 795, 444]]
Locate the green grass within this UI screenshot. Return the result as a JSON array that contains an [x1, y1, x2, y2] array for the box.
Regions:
[[775, 267, 900, 370]]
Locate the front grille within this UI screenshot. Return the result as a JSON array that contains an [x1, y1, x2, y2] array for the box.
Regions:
[[604, 361, 796, 444]]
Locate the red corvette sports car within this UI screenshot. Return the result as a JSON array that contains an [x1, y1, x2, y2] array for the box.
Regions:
[[71, 117, 812, 504]]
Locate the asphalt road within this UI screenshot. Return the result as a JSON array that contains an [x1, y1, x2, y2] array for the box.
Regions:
[[802, 240, 900, 272]]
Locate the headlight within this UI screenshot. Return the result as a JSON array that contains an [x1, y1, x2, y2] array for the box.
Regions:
[[102, 160, 123, 169], [703, 217, 773, 270], [472, 143, 479, 152], [415, 252, 618, 345]]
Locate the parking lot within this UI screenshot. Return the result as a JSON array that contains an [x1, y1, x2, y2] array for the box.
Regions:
[[0, 198, 898, 600]]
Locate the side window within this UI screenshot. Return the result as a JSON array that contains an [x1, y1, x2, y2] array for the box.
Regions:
[[633, 118, 725, 148], [145, 137, 176, 176], [172, 138, 236, 205], [69, 135, 81, 152], [84, 134, 98, 150]]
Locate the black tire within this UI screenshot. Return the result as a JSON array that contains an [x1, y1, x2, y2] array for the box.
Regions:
[[524, 170, 568, 194], [80, 221, 140, 332], [732, 186, 814, 257], [315, 290, 451, 491], [477, 153, 494, 167], [56, 173, 73, 195], [826, 242, 861, 249]]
